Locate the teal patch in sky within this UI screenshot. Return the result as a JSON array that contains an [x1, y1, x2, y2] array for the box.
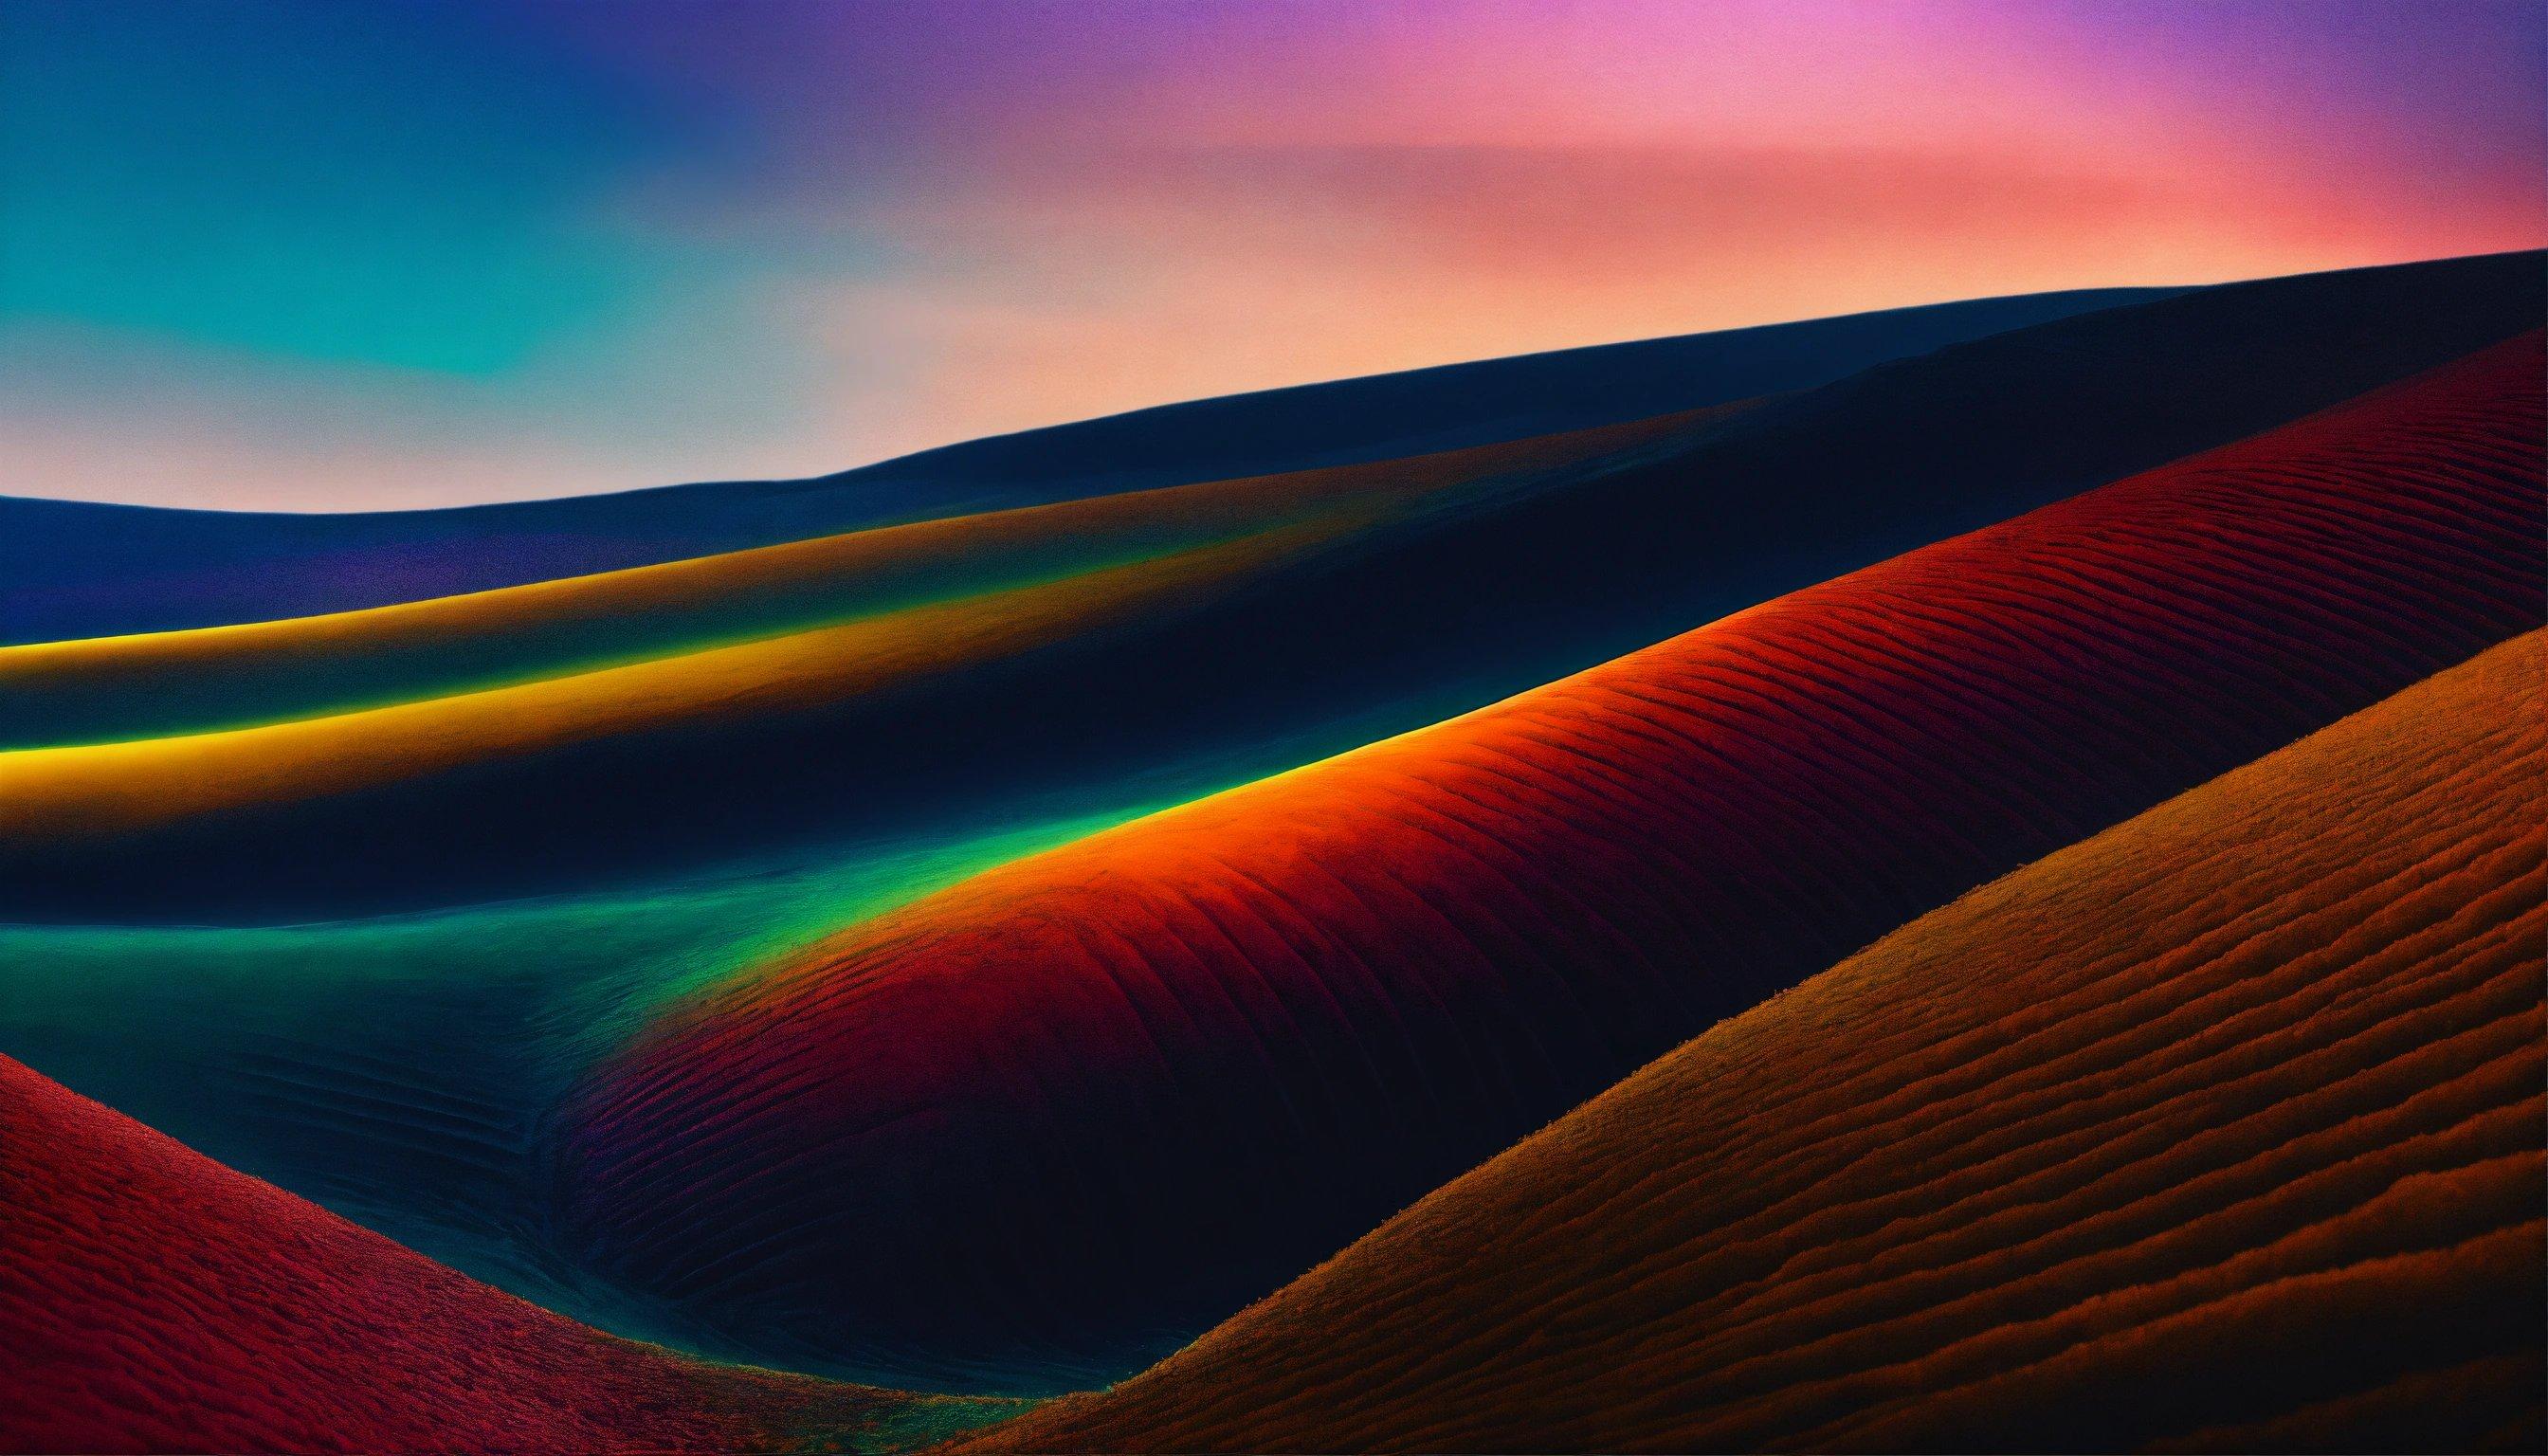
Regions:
[[0, 0, 700, 374]]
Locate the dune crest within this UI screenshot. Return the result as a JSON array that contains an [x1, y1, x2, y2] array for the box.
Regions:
[[556, 333, 2545, 1391], [958, 628, 2545, 1453]]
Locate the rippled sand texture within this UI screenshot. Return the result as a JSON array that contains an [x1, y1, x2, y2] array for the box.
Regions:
[[0, 1056, 1014, 1456], [967, 630, 2544, 1454], [561, 333, 2542, 1388]]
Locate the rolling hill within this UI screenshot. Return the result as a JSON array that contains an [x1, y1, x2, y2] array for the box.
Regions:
[[3, 254, 2537, 1423], [0, 284, 2164, 646], [552, 331, 2544, 1391], [0, 1053, 1005, 1456], [3, 253, 2534, 922], [0, 412, 1712, 752], [960, 628, 2545, 1453]]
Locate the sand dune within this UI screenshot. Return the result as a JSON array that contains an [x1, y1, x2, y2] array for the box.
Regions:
[[5, 284, 2157, 646], [6, 257, 2532, 922], [0, 411, 1706, 752], [552, 334, 2544, 1391], [7, 255, 2539, 1446], [961, 628, 2543, 1453], [0, 1055, 1006, 1455]]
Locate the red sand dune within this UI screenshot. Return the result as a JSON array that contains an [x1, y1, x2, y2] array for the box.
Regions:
[[959, 628, 2546, 1454], [555, 333, 2545, 1387], [0, 1055, 1001, 1455]]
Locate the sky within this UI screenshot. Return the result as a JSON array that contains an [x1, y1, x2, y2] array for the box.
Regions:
[[2, 0, 2540, 511]]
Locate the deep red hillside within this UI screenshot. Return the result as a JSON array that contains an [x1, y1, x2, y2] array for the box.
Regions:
[[960, 629, 2545, 1453], [0, 1056, 993, 1455], [555, 333, 2546, 1390]]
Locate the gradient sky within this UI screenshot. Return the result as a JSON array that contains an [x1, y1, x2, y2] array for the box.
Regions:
[[3, 0, 2540, 511]]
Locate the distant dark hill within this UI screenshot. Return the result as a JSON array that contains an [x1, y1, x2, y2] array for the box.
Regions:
[[553, 335, 2541, 1393], [1, 285, 2163, 645], [0, 411, 1706, 751], [956, 630, 2544, 1454], [3, 254, 2535, 922]]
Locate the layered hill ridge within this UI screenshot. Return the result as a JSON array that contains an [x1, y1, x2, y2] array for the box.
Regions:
[[0, 1054, 1003, 1456], [2, 284, 2163, 646], [5, 255, 2539, 1446], [5, 253, 2535, 921], [553, 331, 2546, 1392], [963, 628, 2547, 1454], [0, 410, 1711, 753]]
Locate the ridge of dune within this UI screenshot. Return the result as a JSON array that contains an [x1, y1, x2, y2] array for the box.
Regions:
[[7, 255, 2535, 923], [0, 410, 1712, 752], [551, 333, 2546, 1391], [961, 628, 2547, 1454], [9, 250, 2527, 922], [0, 1054, 1010, 1456], [2, 283, 2171, 646], [0, 522, 1340, 838]]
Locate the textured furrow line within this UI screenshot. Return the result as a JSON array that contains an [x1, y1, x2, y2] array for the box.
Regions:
[[1952, 544, 2366, 732], [1658, 1161, 2546, 1452], [1123, 887, 1339, 1153], [1645, 981, 2543, 1435], [1709, 886, 2544, 1329], [2108, 508, 2509, 687], [1238, 815, 1579, 1111], [1657, 808, 2543, 1309], [1582, 677, 1987, 898], [1212, 853, 1499, 1137], [1768, 602, 2188, 799], [1668, 632, 2079, 846], [1689, 828, 2542, 1273], [1651, 785, 2506, 1192], [1642, 1054, 2545, 1432], [1232, 810, 2527, 1417], [1217, 795, 2527, 1447], [1796, 1204, 2547, 1453], [1192, 866, 1437, 1126], [1309, 900, 2543, 1430], [1472, 723, 1902, 986], [1484, 901, 2538, 1398]]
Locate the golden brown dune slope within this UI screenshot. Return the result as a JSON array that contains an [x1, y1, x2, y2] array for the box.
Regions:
[[959, 629, 2547, 1454]]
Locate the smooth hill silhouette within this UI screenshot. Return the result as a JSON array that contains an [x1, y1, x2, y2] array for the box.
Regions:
[[0, 1055, 1008, 1456], [0, 411, 1706, 750], [4, 254, 2534, 921], [553, 333, 2544, 1392], [961, 629, 2546, 1454], [0, 286, 2159, 646]]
